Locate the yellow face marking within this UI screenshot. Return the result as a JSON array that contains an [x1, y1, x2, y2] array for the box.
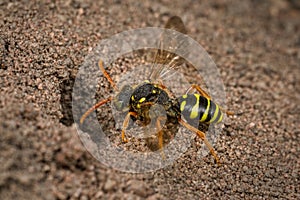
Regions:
[[182, 94, 188, 99], [131, 96, 135, 101], [144, 80, 150, 83], [137, 104, 141, 109], [152, 90, 157, 94], [200, 99, 210, 122], [209, 105, 219, 123], [190, 94, 200, 119], [180, 101, 186, 112], [139, 97, 146, 103]]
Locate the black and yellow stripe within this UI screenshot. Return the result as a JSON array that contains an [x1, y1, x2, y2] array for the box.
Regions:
[[177, 94, 223, 124]]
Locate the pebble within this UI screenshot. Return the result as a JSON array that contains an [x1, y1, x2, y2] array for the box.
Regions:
[[38, 83, 43, 90], [103, 179, 117, 192], [249, 122, 255, 128]]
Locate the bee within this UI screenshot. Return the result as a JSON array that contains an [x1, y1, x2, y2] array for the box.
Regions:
[[80, 16, 233, 165]]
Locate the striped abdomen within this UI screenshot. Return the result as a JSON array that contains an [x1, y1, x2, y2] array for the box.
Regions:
[[177, 94, 223, 124]]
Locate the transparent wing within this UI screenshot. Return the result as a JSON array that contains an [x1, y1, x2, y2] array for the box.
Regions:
[[149, 16, 188, 82]]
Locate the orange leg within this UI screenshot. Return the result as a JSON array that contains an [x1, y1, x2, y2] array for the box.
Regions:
[[179, 118, 221, 166], [186, 84, 211, 99], [121, 112, 138, 143], [80, 97, 112, 124], [156, 80, 176, 98], [80, 60, 119, 124], [140, 102, 155, 107], [220, 107, 234, 116], [98, 60, 118, 91]]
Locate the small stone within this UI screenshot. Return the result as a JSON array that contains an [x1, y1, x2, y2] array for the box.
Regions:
[[18, 174, 32, 185], [103, 179, 117, 192], [55, 191, 67, 200], [80, 195, 88, 200], [73, 188, 82, 198], [249, 122, 255, 128], [95, 191, 103, 198], [38, 83, 43, 90], [43, 164, 51, 172]]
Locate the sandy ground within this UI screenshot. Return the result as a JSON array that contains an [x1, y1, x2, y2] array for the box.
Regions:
[[1, 0, 300, 199]]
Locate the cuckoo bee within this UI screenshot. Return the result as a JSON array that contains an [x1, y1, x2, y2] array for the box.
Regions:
[[80, 16, 233, 165]]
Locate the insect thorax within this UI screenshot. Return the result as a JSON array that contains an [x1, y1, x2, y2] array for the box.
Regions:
[[129, 83, 167, 109], [129, 82, 179, 121]]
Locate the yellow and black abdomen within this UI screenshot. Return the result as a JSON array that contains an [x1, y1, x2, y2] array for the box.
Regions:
[[177, 94, 223, 124]]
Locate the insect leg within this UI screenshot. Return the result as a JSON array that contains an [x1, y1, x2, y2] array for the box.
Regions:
[[178, 118, 221, 166], [156, 80, 176, 98], [186, 84, 211, 99], [121, 111, 138, 143], [80, 60, 120, 124], [219, 107, 234, 116], [80, 97, 113, 124], [156, 116, 167, 159], [98, 60, 119, 91]]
